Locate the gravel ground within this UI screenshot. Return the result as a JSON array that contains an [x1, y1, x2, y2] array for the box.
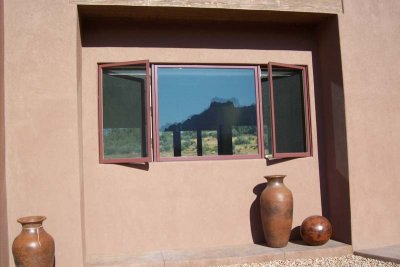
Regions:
[[213, 255, 400, 267]]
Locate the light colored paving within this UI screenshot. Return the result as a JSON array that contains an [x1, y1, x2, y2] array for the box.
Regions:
[[355, 244, 400, 264], [86, 240, 352, 267]]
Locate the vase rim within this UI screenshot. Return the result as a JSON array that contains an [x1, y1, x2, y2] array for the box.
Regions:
[[17, 216, 46, 225], [264, 175, 286, 179]]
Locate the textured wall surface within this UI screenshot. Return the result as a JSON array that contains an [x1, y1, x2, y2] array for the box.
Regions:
[[315, 16, 351, 245], [339, 0, 400, 250], [2, 0, 400, 266], [0, 0, 9, 266], [4, 0, 84, 266], [80, 18, 322, 256]]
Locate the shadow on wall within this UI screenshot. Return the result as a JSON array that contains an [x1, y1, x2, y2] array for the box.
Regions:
[[79, 6, 321, 51], [117, 162, 149, 171], [313, 16, 352, 244], [250, 183, 267, 244]]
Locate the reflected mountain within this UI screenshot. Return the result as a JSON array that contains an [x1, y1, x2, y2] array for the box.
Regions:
[[210, 97, 240, 107], [160, 100, 257, 157], [163, 100, 256, 132]]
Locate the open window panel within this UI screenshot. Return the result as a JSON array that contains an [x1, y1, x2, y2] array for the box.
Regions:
[[264, 62, 312, 159], [98, 60, 152, 163]]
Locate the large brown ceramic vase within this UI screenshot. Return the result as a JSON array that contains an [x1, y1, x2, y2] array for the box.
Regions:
[[12, 216, 55, 267], [260, 175, 293, 248]]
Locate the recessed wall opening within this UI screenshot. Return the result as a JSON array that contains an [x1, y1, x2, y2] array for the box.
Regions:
[[78, 4, 351, 256], [79, 5, 331, 50]]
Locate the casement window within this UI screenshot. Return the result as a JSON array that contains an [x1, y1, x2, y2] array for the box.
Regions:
[[98, 61, 311, 163], [98, 60, 151, 163], [261, 63, 312, 159]]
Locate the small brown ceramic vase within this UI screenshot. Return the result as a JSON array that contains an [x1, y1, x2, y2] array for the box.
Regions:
[[260, 175, 293, 248], [300, 215, 332, 246], [12, 216, 55, 267]]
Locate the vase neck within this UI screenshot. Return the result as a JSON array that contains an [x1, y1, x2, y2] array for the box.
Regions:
[[265, 175, 286, 186], [22, 225, 44, 234], [267, 178, 283, 185], [21, 222, 43, 229]]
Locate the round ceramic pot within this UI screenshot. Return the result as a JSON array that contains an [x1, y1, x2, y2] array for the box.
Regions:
[[300, 215, 332, 245], [12, 216, 55, 267], [260, 175, 293, 248]]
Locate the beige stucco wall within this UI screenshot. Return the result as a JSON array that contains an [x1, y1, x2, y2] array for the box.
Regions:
[[339, 0, 400, 250], [315, 16, 351, 245], [4, 0, 84, 266], [2, 0, 400, 266], [81, 45, 321, 256], [0, 0, 9, 266]]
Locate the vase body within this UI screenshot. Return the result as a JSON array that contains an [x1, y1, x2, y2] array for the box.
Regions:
[[260, 175, 293, 248], [12, 216, 55, 267]]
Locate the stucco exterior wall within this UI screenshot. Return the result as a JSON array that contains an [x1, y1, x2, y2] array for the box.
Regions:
[[315, 16, 351, 245], [4, 1, 84, 266], [339, 0, 400, 250], [0, 0, 9, 266], [1, 0, 400, 266], [81, 38, 321, 255]]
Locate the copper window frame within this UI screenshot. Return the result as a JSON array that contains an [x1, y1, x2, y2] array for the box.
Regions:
[[267, 62, 312, 159], [98, 60, 152, 164], [152, 64, 263, 162]]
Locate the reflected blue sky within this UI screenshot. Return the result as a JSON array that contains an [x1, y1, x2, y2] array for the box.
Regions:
[[157, 67, 257, 129]]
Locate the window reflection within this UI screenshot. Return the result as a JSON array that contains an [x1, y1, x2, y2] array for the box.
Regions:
[[181, 131, 197, 156], [159, 131, 173, 157], [232, 126, 258, 155], [157, 67, 258, 158], [201, 130, 218, 156], [261, 69, 272, 155]]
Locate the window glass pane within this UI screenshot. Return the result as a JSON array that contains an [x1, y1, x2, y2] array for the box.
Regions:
[[232, 126, 258, 155], [159, 131, 174, 157], [157, 67, 258, 158], [181, 131, 197, 156], [261, 69, 272, 155], [102, 65, 148, 159], [202, 130, 218, 156], [272, 68, 306, 153]]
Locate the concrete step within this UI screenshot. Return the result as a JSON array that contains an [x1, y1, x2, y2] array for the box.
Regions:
[[86, 240, 352, 267], [355, 244, 400, 264]]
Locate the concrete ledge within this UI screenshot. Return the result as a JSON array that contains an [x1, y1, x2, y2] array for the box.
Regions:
[[71, 0, 344, 14], [86, 240, 352, 267], [354, 244, 400, 264]]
